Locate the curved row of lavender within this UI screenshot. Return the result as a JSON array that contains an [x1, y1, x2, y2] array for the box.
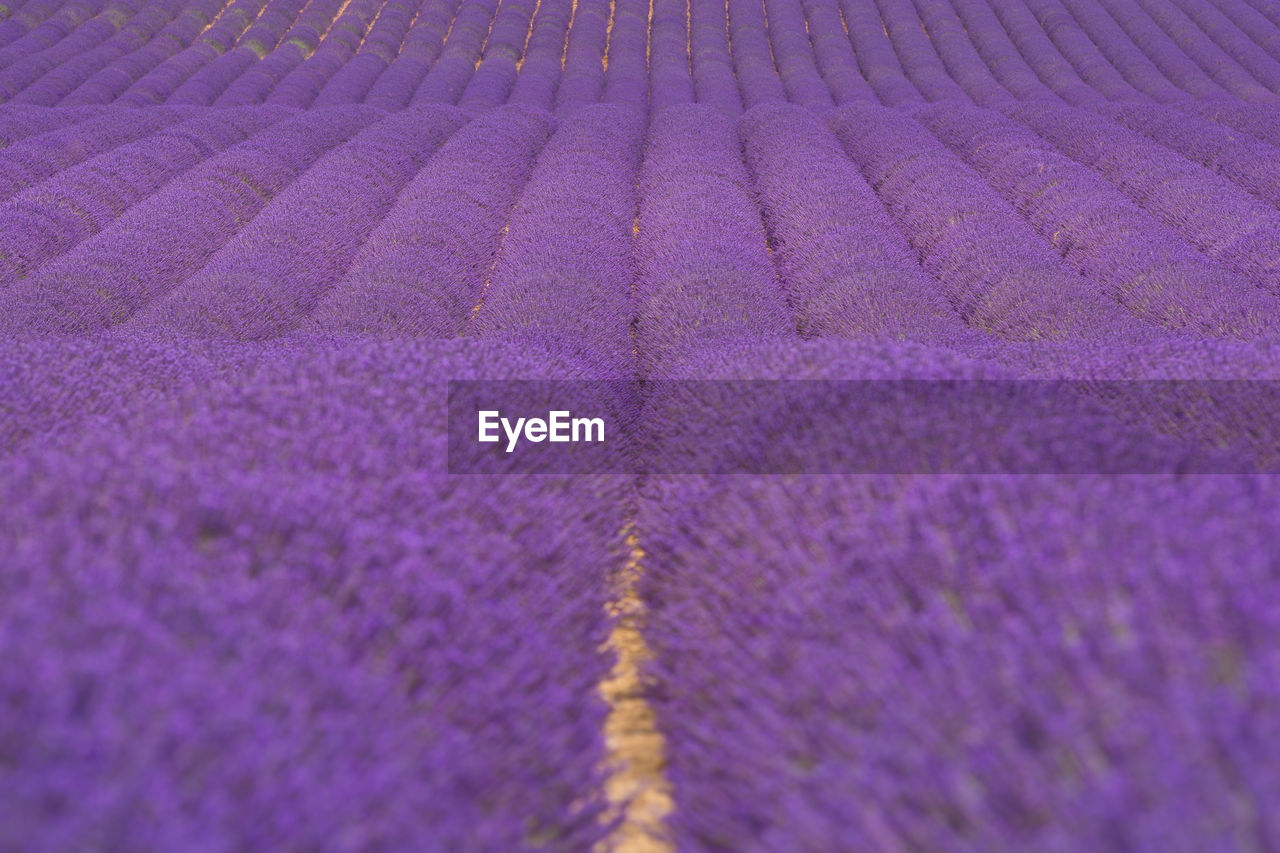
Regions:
[[3, 0, 1280, 849], [0, 0, 1279, 106]]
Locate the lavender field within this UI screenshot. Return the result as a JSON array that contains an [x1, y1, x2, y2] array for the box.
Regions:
[[2, 0, 1280, 849]]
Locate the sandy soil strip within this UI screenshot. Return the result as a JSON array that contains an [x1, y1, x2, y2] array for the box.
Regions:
[[596, 525, 674, 853]]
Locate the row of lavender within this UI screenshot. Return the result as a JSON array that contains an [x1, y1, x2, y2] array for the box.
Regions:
[[3, 0, 1280, 108], [2, 99, 1280, 344]]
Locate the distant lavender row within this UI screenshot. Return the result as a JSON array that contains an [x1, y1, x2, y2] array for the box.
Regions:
[[827, 102, 1144, 343], [306, 104, 553, 338], [0, 105, 289, 284], [127, 105, 464, 339], [470, 103, 642, 373], [1, 0, 186, 106], [0, 105, 377, 336], [740, 103, 973, 346], [634, 103, 791, 373], [112, 0, 270, 106], [1005, 102, 1280, 294], [915, 102, 1278, 339], [160, 0, 307, 106], [0, 105, 190, 201], [0, 0, 1279, 106]]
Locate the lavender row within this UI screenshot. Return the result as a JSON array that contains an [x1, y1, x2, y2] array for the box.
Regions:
[[4, 0, 190, 106], [0, 105, 190, 202], [1018, 0, 1177, 103], [1112, 0, 1271, 100], [1051, 0, 1197, 101], [1097, 101, 1280, 209], [0, 105, 288, 286], [1199, 0, 1280, 70], [264, 0, 386, 108], [214, 0, 351, 106], [648, 0, 693, 112], [603, 0, 649, 108], [728, 0, 787, 108], [163, 0, 308, 105], [0, 106, 377, 337], [1091, 0, 1231, 99], [305, 105, 553, 338], [361, 0, 459, 109], [0, 0, 59, 50], [907, 0, 1015, 106], [1006, 102, 1280, 295], [552, 0, 608, 111], [471, 104, 642, 374], [634, 103, 792, 373], [0, 102, 104, 144], [949, 0, 1076, 103], [1157, 0, 1280, 95], [640, 466, 1280, 850], [916, 102, 1279, 338], [993, 0, 1123, 102], [1244, 0, 1280, 39], [408, 0, 499, 105], [3, 0, 1278, 106], [739, 103, 974, 346], [457, 0, 539, 109], [311, 0, 427, 106], [505, 0, 572, 111], [827, 103, 1144, 343], [58, 0, 230, 106], [874, 0, 970, 102], [764, 0, 831, 108], [127, 106, 464, 340], [0, 0, 109, 72], [1185, 100, 1280, 148], [799, 0, 874, 104], [837, 0, 923, 105], [114, 0, 268, 105], [689, 0, 740, 114], [3, 0, 1280, 105], [0, 0, 147, 100]]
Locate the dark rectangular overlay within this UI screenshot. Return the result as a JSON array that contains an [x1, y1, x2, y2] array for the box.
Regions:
[[447, 380, 1280, 475]]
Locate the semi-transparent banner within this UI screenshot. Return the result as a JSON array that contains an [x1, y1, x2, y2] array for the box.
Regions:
[[446, 380, 1280, 475]]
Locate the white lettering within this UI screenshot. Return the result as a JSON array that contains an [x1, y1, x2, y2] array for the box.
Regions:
[[502, 416, 525, 453], [549, 410, 570, 442], [478, 410, 500, 443], [479, 410, 605, 452], [573, 416, 604, 443]]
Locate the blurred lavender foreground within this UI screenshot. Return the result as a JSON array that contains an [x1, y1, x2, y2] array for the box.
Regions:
[[1, 0, 1280, 849]]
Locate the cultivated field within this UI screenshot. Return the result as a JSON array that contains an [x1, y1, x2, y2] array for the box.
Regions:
[[1, 0, 1279, 849]]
